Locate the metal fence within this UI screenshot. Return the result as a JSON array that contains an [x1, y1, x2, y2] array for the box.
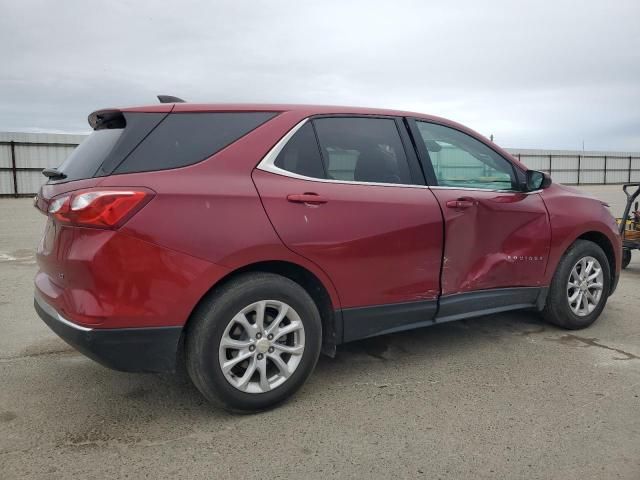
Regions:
[[0, 132, 86, 197], [1, 134, 639, 196], [0, 140, 78, 197], [508, 151, 640, 185]]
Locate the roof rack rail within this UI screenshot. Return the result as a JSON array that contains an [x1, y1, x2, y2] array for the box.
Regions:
[[157, 95, 186, 104]]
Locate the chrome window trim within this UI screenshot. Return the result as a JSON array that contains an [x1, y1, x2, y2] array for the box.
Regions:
[[430, 186, 542, 195], [255, 118, 542, 195], [256, 118, 426, 189], [429, 185, 537, 193], [34, 291, 93, 332], [257, 118, 310, 172]]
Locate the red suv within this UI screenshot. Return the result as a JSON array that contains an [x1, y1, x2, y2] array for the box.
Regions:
[[34, 102, 621, 411]]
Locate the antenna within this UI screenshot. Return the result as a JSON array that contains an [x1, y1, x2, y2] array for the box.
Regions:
[[157, 95, 186, 104]]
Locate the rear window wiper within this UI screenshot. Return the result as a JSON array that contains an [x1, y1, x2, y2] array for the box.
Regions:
[[42, 168, 67, 180]]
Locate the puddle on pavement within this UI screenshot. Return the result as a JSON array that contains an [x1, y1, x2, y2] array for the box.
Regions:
[[0, 249, 36, 266], [547, 334, 639, 361], [18, 337, 74, 359]]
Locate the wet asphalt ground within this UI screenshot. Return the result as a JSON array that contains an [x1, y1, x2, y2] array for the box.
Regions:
[[1, 185, 638, 479]]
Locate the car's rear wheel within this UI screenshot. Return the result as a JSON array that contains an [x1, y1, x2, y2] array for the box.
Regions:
[[542, 240, 611, 329], [186, 272, 322, 412]]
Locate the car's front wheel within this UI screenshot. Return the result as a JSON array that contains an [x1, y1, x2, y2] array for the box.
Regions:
[[186, 272, 322, 412], [622, 248, 632, 269], [542, 239, 611, 329]]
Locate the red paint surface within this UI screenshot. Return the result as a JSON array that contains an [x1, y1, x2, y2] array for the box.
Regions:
[[34, 104, 621, 331], [430, 189, 551, 295], [538, 183, 621, 283], [252, 169, 443, 307], [35, 219, 229, 328]]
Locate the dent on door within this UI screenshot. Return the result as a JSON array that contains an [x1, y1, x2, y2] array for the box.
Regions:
[[434, 190, 551, 295]]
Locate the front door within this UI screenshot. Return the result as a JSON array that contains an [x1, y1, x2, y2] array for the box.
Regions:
[[253, 116, 443, 341], [409, 120, 551, 300]]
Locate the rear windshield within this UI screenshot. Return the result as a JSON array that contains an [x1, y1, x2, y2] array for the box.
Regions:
[[54, 129, 123, 183], [51, 111, 277, 182]]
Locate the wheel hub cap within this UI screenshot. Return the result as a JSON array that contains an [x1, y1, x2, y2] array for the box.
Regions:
[[566, 256, 604, 317], [256, 338, 270, 353], [218, 300, 306, 394]]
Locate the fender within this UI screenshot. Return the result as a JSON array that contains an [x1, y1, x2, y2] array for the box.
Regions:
[[539, 184, 621, 286]]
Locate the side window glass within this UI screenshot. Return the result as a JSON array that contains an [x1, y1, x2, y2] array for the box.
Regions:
[[274, 123, 326, 179], [416, 121, 515, 190], [313, 117, 412, 185]]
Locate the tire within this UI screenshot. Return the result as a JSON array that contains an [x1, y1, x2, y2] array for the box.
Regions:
[[186, 272, 322, 412], [542, 239, 611, 330], [622, 248, 632, 269]]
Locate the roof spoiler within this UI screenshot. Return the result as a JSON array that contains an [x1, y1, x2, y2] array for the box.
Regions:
[[87, 96, 185, 129], [88, 109, 126, 130], [157, 95, 186, 104]]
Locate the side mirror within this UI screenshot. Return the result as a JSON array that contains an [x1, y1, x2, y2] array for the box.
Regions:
[[525, 170, 551, 191]]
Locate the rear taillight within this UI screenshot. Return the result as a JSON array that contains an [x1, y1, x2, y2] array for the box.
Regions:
[[48, 188, 153, 228]]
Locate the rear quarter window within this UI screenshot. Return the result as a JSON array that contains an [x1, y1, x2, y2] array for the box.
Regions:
[[273, 122, 326, 179], [114, 112, 277, 174]]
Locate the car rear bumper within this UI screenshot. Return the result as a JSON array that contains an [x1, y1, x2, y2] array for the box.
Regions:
[[34, 292, 182, 373]]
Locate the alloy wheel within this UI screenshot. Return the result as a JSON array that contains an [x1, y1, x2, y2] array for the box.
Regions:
[[218, 300, 305, 393], [566, 256, 604, 317]]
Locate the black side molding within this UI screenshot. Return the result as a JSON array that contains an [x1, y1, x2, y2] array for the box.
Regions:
[[339, 287, 545, 344], [436, 287, 541, 324], [342, 300, 437, 342]]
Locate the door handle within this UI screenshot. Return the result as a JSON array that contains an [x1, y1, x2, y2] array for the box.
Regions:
[[446, 197, 477, 209], [286, 193, 328, 205]]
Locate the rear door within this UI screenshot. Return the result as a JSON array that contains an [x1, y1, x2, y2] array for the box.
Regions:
[[253, 116, 443, 341], [408, 119, 551, 298]]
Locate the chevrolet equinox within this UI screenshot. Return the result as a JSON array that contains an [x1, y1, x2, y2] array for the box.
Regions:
[[34, 101, 622, 411]]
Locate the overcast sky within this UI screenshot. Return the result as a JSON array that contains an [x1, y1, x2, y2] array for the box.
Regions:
[[1, 0, 639, 151]]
